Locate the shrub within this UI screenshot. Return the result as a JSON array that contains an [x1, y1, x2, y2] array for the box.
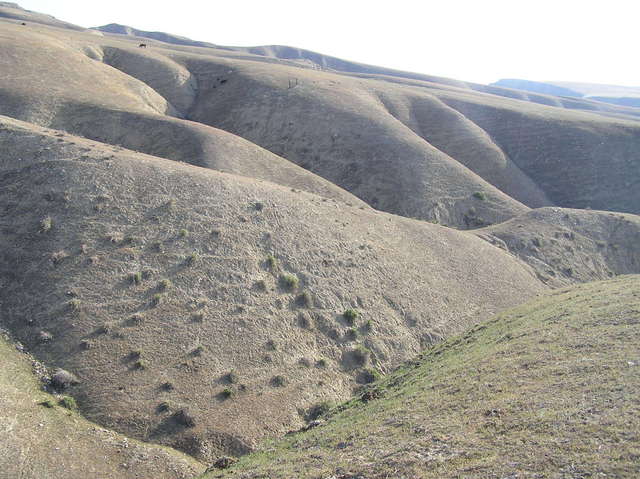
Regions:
[[185, 252, 198, 265], [67, 299, 81, 312], [129, 271, 143, 285], [220, 388, 233, 399], [40, 216, 53, 232], [178, 228, 188, 238], [343, 309, 359, 325], [306, 400, 333, 421], [315, 358, 328, 368], [157, 401, 175, 412], [191, 311, 205, 323], [296, 290, 312, 307], [265, 254, 278, 270], [270, 375, 287, 387], [95, 324, 110, 335], [59, 395, 78, 410], [473, 191, 487, 201], [174, 408, 196, 427], [357, 367, 381, 384], [345, 328, 358, 341], [151, 293, 163, 307], [191, 345, 204, 356], [224, 371, 239, 384], [352, 345, 371, 367], [133, 359, 147, 370], [127, 314, 144, 326], [158, 279, 172, 291], [128, 350, 141, 360], [51, 250, 69, 265], [280, 273, 299, 291], [160, 381, 174, 391], [265, 339, 277, 351], [40, 399, 56, 408], [51, 369, 79, 390]]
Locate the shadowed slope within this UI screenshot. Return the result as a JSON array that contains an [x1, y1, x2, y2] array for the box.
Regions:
[[0, 115, 545, 461], [206, 275, 640, 478], [0, 22, 366, 206]]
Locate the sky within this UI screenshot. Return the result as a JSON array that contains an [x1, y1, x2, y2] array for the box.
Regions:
[[15, 0, 640, 86]]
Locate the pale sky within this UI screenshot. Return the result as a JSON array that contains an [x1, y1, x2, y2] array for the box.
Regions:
[[15, 0, 640, 86]]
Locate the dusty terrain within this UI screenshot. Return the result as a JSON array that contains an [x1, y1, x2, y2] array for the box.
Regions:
[[0, 3, 639, 477]]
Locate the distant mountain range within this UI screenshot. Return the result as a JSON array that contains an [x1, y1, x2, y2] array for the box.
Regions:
[[492, 78, 640, 108]]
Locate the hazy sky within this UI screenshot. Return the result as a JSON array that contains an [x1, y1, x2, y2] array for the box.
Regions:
[[16, 0, 640, 86]]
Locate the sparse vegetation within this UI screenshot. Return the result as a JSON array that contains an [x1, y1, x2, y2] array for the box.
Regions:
[[315, 358, 328, 368], [158, 279, 172, 291], [473, 191, 487, 200], [59, 395, 78, 410], [265, 254, 278, 271], [133, 359, 147, 370], [343, 308, 359, 325], [67, 299, 81, 312], [40, 399, 56, 408], [39, 216, 53, 232], [129, 271, 143, 285], [306, 400, 333, 421], [219, 388, 233, 399], [173, 408, 196, 428], [280, 273, 299, 291], [296, 290, 312, 307], [185, 252, 198, 265], [351, 345, 371, 367], [224, 371, 239, 384], [270, 375, 287, 387], [151, 293, 163, 307]]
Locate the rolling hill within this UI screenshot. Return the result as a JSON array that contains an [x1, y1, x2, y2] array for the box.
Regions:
[[0, 3, 639, 477]]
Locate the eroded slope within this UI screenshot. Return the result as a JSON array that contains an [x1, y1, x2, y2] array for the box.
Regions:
[[0, 115, 545, 461]]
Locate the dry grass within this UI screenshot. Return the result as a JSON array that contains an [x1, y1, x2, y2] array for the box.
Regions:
[[207, 275, 640, 478]]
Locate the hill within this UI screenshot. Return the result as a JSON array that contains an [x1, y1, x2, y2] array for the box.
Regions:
[[0, 114, 547, 461], [2, 18, 640, 228], [492, 78, 640, 110], [1, 4, 640, 474], [205, 275, 640, 478]]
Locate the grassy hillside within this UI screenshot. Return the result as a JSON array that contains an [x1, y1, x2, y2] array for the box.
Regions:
[[0, 331, 204, 479], [206, 275, 640, 478]]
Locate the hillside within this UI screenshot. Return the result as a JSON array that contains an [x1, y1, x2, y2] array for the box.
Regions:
[[1, 14, 639, 228], [492, 78, 640, 110], [206, 275, 640, 478], [0, 330, 205, 479], [1, 3, 639, 476], [0, 115, 547, 461]]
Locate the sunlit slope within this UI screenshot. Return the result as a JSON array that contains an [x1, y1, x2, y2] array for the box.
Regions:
[[477, 207, 640, 287], [207, 275, 640, 479], [0, 115, 546, 461]]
